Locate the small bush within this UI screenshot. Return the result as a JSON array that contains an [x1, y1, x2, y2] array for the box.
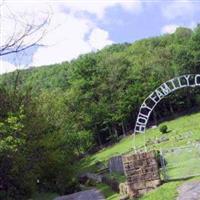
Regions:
[[159, 125, 168, 134]]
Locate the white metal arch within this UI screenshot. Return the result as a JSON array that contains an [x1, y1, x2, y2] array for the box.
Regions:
[[133, 74, 200, 151]]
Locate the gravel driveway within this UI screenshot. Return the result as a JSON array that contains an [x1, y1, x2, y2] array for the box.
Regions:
[[54, 189, 105, 200], [177, 181, 200, 200]]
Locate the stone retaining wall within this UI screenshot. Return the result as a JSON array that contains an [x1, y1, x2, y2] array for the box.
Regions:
[[122, 151, 161, 198]]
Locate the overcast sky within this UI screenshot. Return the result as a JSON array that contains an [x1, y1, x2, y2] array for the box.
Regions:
[[1, 0, 200, 74]]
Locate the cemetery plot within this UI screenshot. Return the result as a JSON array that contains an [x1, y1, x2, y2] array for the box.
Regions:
[[160, 144, 200, 181]]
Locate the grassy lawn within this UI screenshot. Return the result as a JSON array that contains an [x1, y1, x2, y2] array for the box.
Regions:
[[78, 112, 200, 173], [77, 112, 200, 200], [139, 176, 200, 200], [139, 181, 180, 200], [162, 146, 200, 180]]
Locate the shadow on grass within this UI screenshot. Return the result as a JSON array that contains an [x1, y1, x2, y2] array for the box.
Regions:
[[165, 174, 200, 183], [166, 130, 172, 133], [75, 156, 97, 174], [96, 183, 119, 200]]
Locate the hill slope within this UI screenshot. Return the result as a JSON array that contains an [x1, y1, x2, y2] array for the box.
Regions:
[[78, 111, 200, 200], [1, 26, 200, 145]]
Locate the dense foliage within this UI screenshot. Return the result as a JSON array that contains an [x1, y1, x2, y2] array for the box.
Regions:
[[1, 26, 200, 198]]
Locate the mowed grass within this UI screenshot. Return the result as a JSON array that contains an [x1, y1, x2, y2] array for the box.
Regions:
[[163, 146, 200, 179], [140, 176, 200, 200], [77, 112, 200, 200], [78, 112, 200, 173], [139, 181, 180, 200]]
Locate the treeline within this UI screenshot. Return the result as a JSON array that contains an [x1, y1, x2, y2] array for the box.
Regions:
[[1, 26, 200, 199]]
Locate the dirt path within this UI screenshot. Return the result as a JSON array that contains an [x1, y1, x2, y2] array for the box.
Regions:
[[177, 181, 200, 200], [54, 189, 105, 200]]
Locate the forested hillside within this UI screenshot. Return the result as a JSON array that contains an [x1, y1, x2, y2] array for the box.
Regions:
[[1, 26, 200, 199]]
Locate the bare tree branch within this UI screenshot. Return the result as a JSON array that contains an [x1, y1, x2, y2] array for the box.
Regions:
[[0, 2, 51, 57]]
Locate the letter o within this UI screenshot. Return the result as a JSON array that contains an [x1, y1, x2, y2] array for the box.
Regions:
[[195, 75, 200, 85]]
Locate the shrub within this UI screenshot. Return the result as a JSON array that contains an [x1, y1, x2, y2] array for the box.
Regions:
[[159, 125, 168, 134]]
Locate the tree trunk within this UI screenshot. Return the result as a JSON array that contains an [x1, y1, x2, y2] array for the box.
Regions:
[[152, 110, 158, 126], [97, 132, 102, 147], [108, 126, 112, 136], [94, 124, 102, 147], [113, 125, 118, 138], [169, 102, 174, 115], [121, 121, 126, 137]]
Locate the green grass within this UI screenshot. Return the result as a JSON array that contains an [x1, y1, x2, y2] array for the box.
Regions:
[[96, 183, 120, 200], [77, 112, 200, 200], [139, 181, 181, 200], [78, 112, 200, 173], [140, 176, 200, 200], [162, 146, 200, 179]]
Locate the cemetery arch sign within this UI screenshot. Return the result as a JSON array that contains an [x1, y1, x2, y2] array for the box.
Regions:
[[134, 74, 200, 148]]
